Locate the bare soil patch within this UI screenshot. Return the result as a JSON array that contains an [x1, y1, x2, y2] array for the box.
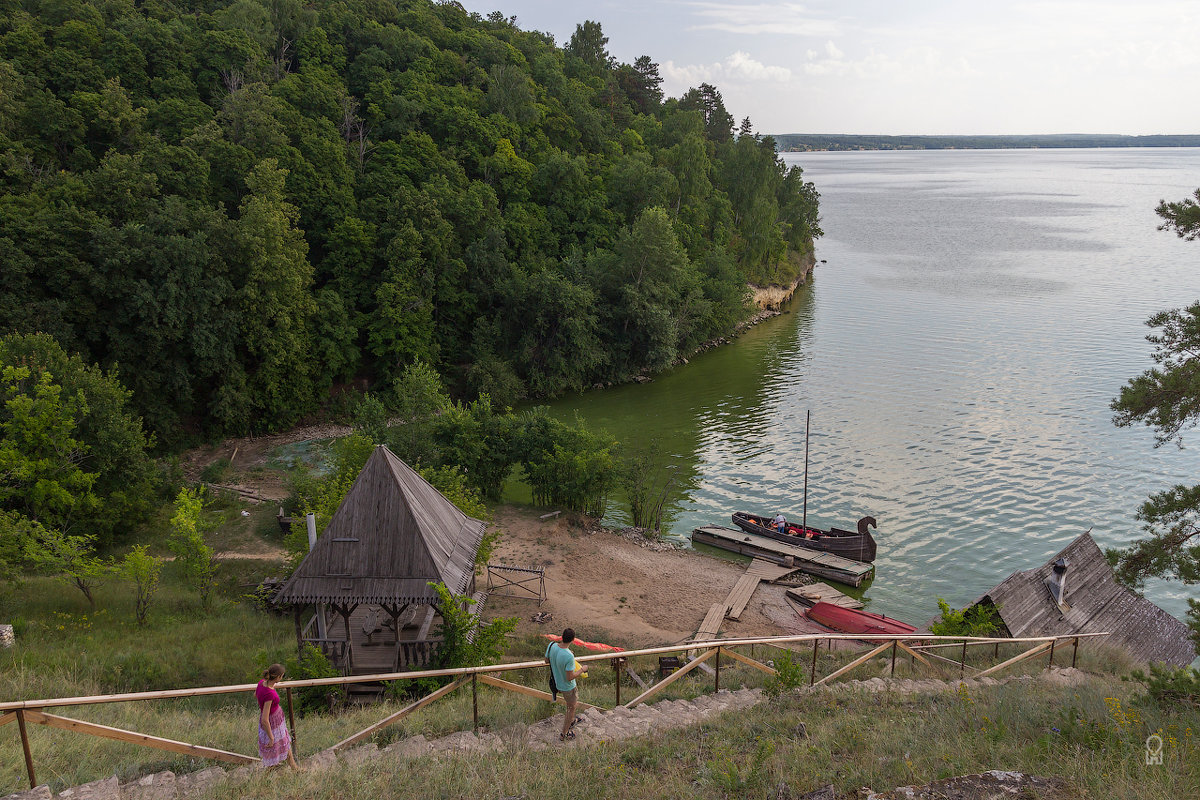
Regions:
[[482, 506, 822, 648]]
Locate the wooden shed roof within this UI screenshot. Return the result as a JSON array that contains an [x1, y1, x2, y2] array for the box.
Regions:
[[976, 532, 1193, 666], [274, 446, 485, 606]]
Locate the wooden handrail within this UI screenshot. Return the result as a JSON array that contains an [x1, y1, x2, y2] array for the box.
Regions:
[[0, 632, 1111, 712]]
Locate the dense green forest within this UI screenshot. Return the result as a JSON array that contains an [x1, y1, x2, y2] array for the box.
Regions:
[[0, 0, 821, 447], [776, 133, 1200, 151]]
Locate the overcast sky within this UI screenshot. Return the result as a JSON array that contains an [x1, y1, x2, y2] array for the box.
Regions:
[[456, 0, 1200, 136]]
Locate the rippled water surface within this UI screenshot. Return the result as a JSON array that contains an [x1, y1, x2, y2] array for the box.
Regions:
[[541, 148, 1200, 625]]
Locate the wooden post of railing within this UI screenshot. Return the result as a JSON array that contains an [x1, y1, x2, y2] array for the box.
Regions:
[[714, 647, 721, 693], [16, 709, 36, 789], [959, 640, 967, 678], [471, 674, 478, 733], [1047, 639, 1055, 669], [890, 641, 898, 676], [1071, 636, 1079, 668], [613, 658, 621, 707], [809, 639, 820, 686], [286, 688, 296, 752]]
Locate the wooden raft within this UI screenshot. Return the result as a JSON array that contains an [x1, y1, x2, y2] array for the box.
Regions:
[[786, 583, 864, 610], [691, 525, 875, 587]]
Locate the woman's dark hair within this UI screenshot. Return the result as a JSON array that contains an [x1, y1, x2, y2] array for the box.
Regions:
[[561, 628, 575, 644], [263, 663, 285, 681]]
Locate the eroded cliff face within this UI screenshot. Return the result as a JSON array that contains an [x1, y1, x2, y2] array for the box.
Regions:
[[749, 251, 817, 310]]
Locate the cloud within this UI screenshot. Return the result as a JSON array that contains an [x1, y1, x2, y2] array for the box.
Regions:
[[684, 1, 842, 36], [664, 50, 793, 86]]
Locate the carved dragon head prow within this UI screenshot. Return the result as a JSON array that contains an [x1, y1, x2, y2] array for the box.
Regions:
[[857, 516, 878, 535]]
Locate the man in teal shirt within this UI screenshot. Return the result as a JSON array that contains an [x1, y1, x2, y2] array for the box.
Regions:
[[546, 628, 585, 740]]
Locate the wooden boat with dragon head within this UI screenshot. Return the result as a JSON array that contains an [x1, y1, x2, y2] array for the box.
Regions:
[[731, 512, 878, 562]]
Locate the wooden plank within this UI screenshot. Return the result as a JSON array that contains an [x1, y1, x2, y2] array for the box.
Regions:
[[626, 648, 719, 708], [21, 710, 257, 765], [786, 584, 864, 610], [974, 641, 1053, 679], [687, 654, 716, 676], [625, 665, 648, 690], [719, 647, 778, 676], [0, 711, 14, 728], [725, 573, 761, 621], [746, 558, 801, 581], [895, 641, 947, 678], [695, 602, 726, 641], [812, 641, 894, 687], [478, 676, 597, 710], [331, 677, 467, 750]]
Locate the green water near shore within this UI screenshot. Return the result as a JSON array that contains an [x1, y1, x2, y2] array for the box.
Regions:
[[533, 148, 1200, 627]]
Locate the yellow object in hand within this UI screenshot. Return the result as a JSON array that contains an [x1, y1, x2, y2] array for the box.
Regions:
[[574, 660, 587, 678]]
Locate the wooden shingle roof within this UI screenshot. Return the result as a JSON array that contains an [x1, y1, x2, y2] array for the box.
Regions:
[[274, 446, 485, 606], [976, 532, 1193, 666]]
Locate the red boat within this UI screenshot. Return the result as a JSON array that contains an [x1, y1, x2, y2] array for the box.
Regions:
[[805, 601, 916, 636]]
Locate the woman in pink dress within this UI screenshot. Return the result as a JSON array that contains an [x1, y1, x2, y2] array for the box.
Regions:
[[256, 664, 300, 770]]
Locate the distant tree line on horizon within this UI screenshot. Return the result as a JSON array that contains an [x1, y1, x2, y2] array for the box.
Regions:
[[775, 133, 1200, 152], [0, 0, 821, 449]]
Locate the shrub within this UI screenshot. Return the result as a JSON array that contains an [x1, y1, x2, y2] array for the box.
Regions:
[[763, 649, 806, 698], [1127, 663, 1200, 708], [280, 644, 346, 714], [930, 598, 1003, 636], [120, 545, 162, 626], [200, 458, 231, 484]]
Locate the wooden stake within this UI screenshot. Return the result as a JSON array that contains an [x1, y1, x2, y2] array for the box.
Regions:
[[813, 641, 894, 687], [472, 674, 478, 732], [714, 647, 721, 692], [332, 678, 468, 750], [1047, 639, 1055, 669], [890, 640, 897, 676], [960, 640, 967, 678], [1072, 636, 1079, 668], [626, 648, 718, 707], [974, 641, 1053, 679], [719, 647, 777, 676], [17, 710, 35, 789], [477, 675, 597, 709], [21, 710, 256, 765]]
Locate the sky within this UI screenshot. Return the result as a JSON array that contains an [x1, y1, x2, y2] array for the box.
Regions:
[[455, 0, 1200, 136]]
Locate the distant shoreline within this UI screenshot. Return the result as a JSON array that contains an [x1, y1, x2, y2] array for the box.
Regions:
[[772, 133, 1200, 152]]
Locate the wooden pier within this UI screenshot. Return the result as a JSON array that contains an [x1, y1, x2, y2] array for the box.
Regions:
[[691, 525, 875, 587]]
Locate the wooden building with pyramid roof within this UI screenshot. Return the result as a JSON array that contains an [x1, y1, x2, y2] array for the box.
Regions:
[[274, 445, 486, 675]]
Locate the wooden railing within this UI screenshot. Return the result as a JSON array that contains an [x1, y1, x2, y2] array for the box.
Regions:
[[0, 631, 1110, 790]]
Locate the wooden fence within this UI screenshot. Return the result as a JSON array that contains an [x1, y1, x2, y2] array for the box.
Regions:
[[0, 631, 1109, 790]]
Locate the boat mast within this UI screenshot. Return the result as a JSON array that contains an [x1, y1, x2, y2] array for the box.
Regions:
[[802, 409, 810, 531]]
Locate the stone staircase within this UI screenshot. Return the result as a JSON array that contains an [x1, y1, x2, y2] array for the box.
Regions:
[[2, 667, 1090, 800]]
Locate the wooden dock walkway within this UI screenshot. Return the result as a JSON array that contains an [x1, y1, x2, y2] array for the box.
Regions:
[[694, 558, 815, 640], [691, 525, 875, 587]]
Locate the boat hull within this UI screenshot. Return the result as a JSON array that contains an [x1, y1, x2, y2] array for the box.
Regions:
[[732, 512, 878, 562], [805, 601, 915, 636]]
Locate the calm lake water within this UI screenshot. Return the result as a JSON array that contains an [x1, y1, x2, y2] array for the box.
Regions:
[[542, 148, 1200, 626]]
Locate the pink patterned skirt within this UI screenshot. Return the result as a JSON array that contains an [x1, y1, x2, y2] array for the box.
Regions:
[[258, 707, 291, 766]]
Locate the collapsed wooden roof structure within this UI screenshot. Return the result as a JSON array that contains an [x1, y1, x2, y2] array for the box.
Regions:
[[973, 532, 1194, 667], [274, 445, 486, 673]]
